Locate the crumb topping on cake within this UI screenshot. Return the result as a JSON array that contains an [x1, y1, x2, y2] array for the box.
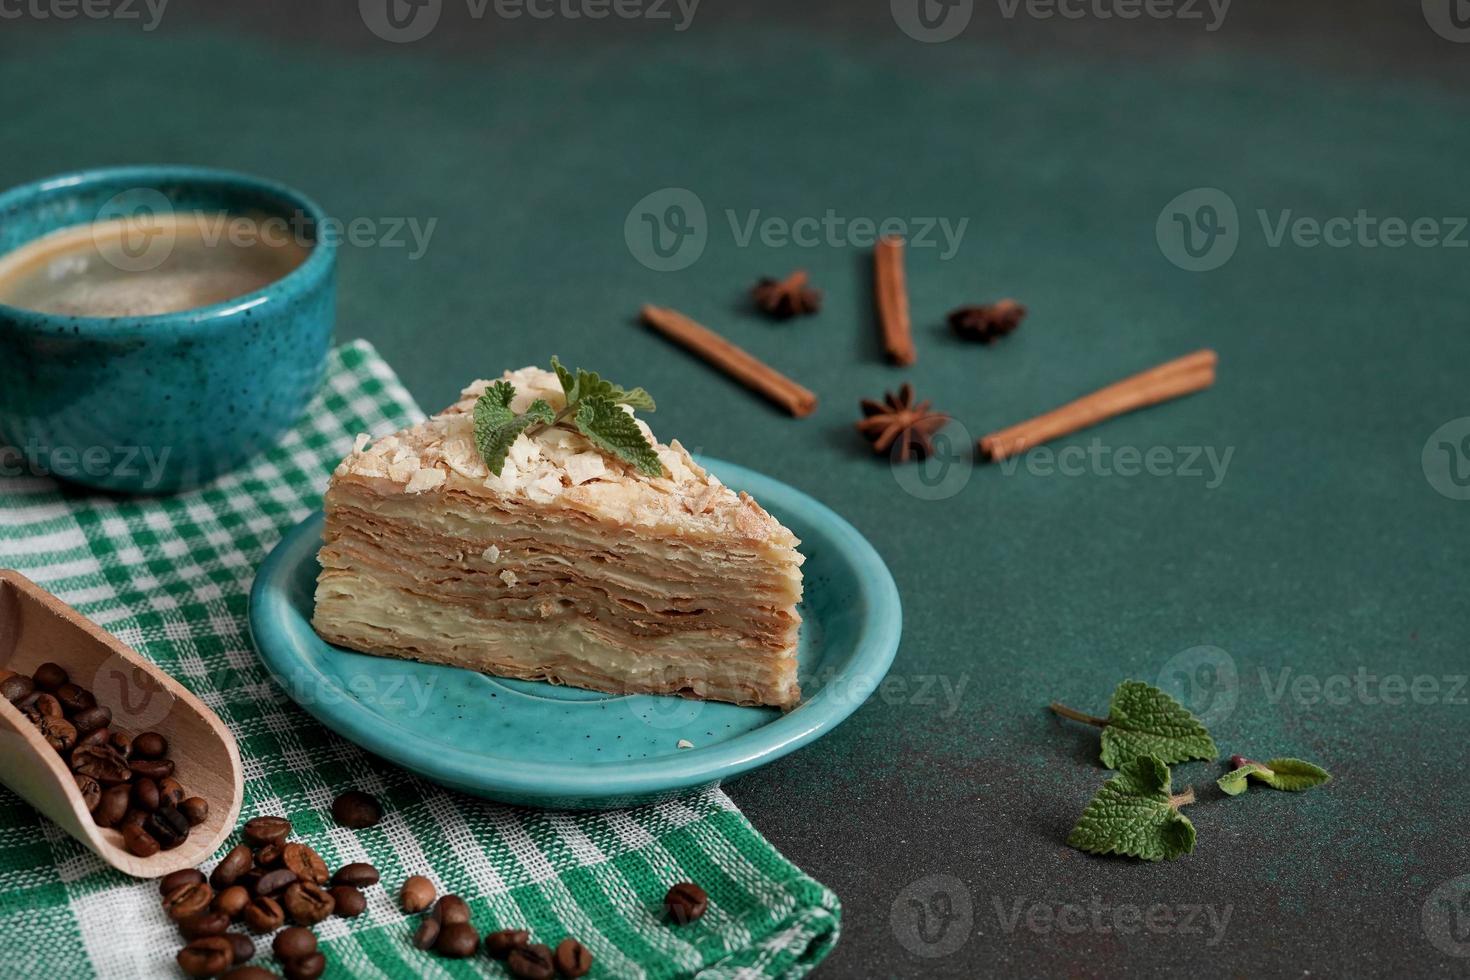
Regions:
[[333, 366, 797, 547]]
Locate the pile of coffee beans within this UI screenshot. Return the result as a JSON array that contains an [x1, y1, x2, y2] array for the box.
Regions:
[[165, 805, 390, 979], [0, 662, 208, 857], [400, 877, 595, 978], [150, 787, 704, 979]]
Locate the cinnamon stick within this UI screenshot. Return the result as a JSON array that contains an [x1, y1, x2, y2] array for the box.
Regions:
[[640, 304, 818, 417], [874, 236, 915, 365], [978, 349, 1217, 461]]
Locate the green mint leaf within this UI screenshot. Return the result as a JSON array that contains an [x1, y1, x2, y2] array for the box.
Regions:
[[1218, 757, 1331, 795], [559, 362, 656, 413], [1068, 755, 1197, 862], [1216, 762, 1268, 796], [574, 396, 664, 476], [474, 384, 553, 477], [551, 355, 577, 401], [1098, 680, 1219, 769]]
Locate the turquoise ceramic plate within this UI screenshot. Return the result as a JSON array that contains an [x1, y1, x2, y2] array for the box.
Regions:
[[248, 458, 901, 810]]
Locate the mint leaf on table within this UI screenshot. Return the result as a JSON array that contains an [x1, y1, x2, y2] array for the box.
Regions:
[[1051, 680, 1218, 769], [575, 395, 664, 476], [1068, 755, 1198, 861], [1218, 756, 1331, 796]]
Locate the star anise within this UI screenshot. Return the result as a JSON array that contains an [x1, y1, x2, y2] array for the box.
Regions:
[[949, 299, 1027, 343], [856, 384, 949, 462], [751, 270, 822, 320]]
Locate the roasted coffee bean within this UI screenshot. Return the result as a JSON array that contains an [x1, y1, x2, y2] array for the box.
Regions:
[[433, 894, 470, 925], [75, 726, 110, 751], [71, 744, 131, 784], [26, 692, 62, 717], [70, 704, 111, 734], [73, 773, 102, 811], [214, 885, 250, 918], [132, 730, 168, 759], [179, 911, 231, 940], [147, 805, 191, 849], [254, 843, 283, 868], [236, 871, 262, 895], [272, 925, 318, 960], [1, 673, 35, 703], [122, 823, 160, 857], [106, 729, 131, 758], [281, 843, 329, 885], [123, 807, 152, 831], [241, 815, 291, 847], [282, 952, 324, 980], [411, 917, 440, 951], [553, 938, 593, 979], [181, 796, 210, 826], [212, 844, 254, 889], [164, 881, 216, 921], [32, 662, 67, 691], [225, 932, 255, 964], [242, 896, 284, 933], [158, 776, 185, 808], [434, 921, 478, 958], [223, 967, 278, 980], [254, 868, 298, 897], [330, 790, 382, 829], [331, 862, 379, 887], [282, 882, 335, 925], [177, 936, 234, 978], [161, 868, 207, 896], [54, 682, 93, 714], [507, 943, 555, 980], [13, 689, 41, 711], [32, 713, 77, 754], [664, 882, 708, 924], [93, 784, 130, 827], [485, 929, 531, 959], [399, 874, 435, 913], [330, 885, 365, 917], [129, 757, 175, 781], [132, 777, 160, 813]]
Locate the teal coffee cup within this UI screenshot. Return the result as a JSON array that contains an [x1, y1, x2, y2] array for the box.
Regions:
[[0, 166, 336, 493]]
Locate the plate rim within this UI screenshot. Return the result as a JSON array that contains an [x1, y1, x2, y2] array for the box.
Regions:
[[248, 457, 901, 803]]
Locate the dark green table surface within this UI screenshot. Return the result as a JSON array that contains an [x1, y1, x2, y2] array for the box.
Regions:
[[4, 4, 1468, 977]]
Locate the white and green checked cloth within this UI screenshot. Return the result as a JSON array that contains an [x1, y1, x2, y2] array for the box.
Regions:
[[0, 340, 840, 979]]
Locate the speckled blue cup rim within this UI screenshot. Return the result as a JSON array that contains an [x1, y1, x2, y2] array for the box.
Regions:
[[0, 165, 336, 336]]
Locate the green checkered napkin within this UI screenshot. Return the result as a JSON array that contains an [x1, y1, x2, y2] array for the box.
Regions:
[[0, 340, 839, 979]]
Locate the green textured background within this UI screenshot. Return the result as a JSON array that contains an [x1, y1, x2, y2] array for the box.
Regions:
[[2, 4, 1468, 976]]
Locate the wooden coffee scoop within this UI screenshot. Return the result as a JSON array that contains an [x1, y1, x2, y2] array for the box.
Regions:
[[0, 570, 242, 877]]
